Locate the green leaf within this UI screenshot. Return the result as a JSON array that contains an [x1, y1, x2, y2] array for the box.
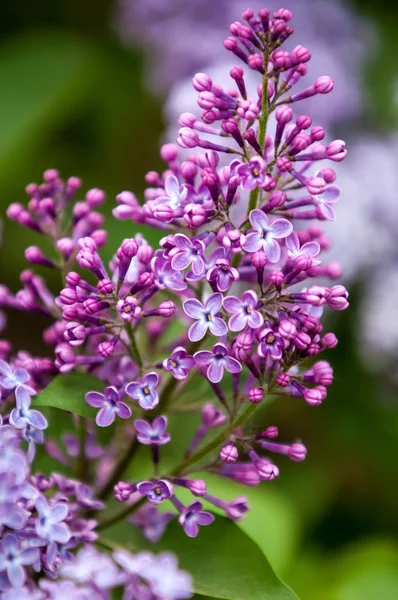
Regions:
[[32, 372, 103, 418], [155, 516, 298, 600]]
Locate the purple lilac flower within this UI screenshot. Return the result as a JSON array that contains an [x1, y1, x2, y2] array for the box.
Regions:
[[286, 232, 320, 261], [243, 210, 293, 261], [258, 326, 286, 361], [169, 234, 206, 276], [313, 178, 341, 221], [134, 416, 170, 445], [9, 387, 48, 431], [130, 504, 174, 543], [152, 174, 189, 209], [137, 479, 174, 505], [152, 256, 187, 291], [163, 347, 195, 380], [223, 291, 264, 331], [178, 501, 214, 538], [34, 496, 71, 544], [237, 157, 268, 190], [183, 293, 227, 342], [60, 545, 123, 590], [125, 372, 159, 410], [85, 386, 131, 427], [194, 343, 242, 384], [206, 252, 239, 292], [0, 360, 35, 395], [0, 533, 39, 588]]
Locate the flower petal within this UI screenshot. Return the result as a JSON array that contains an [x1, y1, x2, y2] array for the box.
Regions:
[[85, 391, 105, 408], [183, 298, 205, 319], [171, 252, 191, 271], [249, 209, 269, 232], [229, 312, 247, 332], [318, 184, 341, 203], [223, 296, 242, 314], [224, 356, 243, 374], [96, 405, 116, 427], [242, 232, 263, 253], [193, 351, 214, 366], [188, 320, 208, 342], [265, 238, 281, 263], [205, 292, 223, 314], [300, 241, 320, 257], [209, 317, 228, 337], [269, 218, 293, 238], [115, 402, 131, 419], [207, 361, 224, 383]]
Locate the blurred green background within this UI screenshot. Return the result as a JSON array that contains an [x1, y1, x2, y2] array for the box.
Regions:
[[1, 1, 398, 598]]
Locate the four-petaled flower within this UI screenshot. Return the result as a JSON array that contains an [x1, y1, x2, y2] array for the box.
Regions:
[[169, 234, 206, 276], [206, 250, 239, 292], [35, 496, 71, 544], [0, 533, 39, 588], [134, 416, 170, 445], [258, 326, 285, 360], [286, 232, 320, 262], [223, 291, 264, 332], [126, 372, 159, 410], [313, 172, 341, 221], [0, 360, 35, 395], [152, 256, 187, 291], [183, 293, 227, 342], [85, 386, 131, 427], [194, 343, 242, 384], [163, 347, 195, 380], [10, 387, 48, 431], [237, 157, 268, 190], [137, 479, 174, 505], [243, 210, 293, 262], [152, 174, 189, 209], [178, 501, 214, 538]]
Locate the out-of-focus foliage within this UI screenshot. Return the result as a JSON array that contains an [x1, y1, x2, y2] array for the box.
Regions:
[[0, 1, 397, 598]]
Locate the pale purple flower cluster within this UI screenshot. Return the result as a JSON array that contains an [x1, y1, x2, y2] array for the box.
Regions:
[[0, 6, 350, 596]]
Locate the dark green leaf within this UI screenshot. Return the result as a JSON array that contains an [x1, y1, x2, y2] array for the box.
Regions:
[[155, 516, 298, 600], [33, 372, 103, 418]]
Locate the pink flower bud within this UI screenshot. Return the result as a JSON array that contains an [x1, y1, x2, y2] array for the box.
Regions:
[[153, 203, 174, 222], [220, 443, 238, 463], [315, 76, 334, 94], [248, 387, 264, 403], [276, 373, 290, 387], [288, 443, 307, 462]]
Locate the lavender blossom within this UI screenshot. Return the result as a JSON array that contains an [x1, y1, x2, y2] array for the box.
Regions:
[[85, 386, 131, 427], [183, 293, 227, 341], [125, 372, 160, 410]]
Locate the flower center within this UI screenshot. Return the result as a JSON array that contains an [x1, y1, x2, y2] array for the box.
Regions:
[[143, 387, 150, 395], [171, 360, 178, 368], [266, 334, 275, 344], [253, 168, 260, 176]]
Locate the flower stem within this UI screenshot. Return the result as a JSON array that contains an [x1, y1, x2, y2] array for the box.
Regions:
[[258, 38, 270, 151], [125, 325, 143, 372]]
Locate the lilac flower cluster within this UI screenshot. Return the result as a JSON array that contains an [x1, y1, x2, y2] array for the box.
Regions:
[[1, 6, 349, 597]]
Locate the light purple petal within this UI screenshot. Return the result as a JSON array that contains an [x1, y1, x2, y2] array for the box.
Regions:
[[229, 313, 247, 332], [19, 547, 39, 566], [115, 402, 131, 420], [138, 393, 159, 411], [133, 419, 151, 435], [183, 298, 204, 319], [145, 372, 159, 389], [209, 317, 228, 337], [49, 503, 68, 523], [184, 521, 199, 538], [224, 356, 242, 374], [173, 234, 192, 250], [7, 563, 25, 588], [14, 369, 29, 384], [249, 209, 269, 232], [50, 523, 70, 544], [188, 320, 208, 342], [104, 386, 119, 402], [15, 387, 31, 411], [248, 311, 264, 329], [269, 218, 293, 238], [0, 359, 12, 377], [205, 293, 223, 314], [25, 410, 47, 431], [164, 175, 180, 198], [171, 252, 191, 271], [207, 361, 224, 383], [300, 241, 320, 257], [193, 351, 214, 366], [125, 381, 141, 398], [137, 481, 154, 495], [242, 232, 263, 253], [96, 405, 116, 427], [241, 290, 258, 306], [153, 416, 167, 434], [223, 296, 242, 314], [319, 203, 336, 221], [196, 511, 215, 526], [318, 184, 341, 203], [85, 391, 105, 408], [286, 232, 300, 255], [265, 238, 281, 263], [192, 255, 205, 276]]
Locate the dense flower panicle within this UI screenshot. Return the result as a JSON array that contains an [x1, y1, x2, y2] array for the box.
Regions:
[[1, 6, 349, 597]]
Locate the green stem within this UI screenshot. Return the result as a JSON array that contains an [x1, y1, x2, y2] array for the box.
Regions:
[[97, 435, 141, 500], [125, 325, 143, 371], [258, 38, 270, 151]]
